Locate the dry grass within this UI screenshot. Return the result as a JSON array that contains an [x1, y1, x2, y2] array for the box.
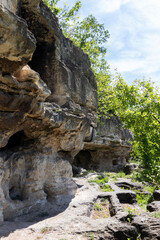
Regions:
[[40, 227, 53, 234], [92, 198, 110, 219]]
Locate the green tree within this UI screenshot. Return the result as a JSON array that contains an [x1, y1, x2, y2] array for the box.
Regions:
[[43, 0, 81, 21], [43, 0, 110, 74], [98, 73, 160, 185], [64, 14, 110, 73]]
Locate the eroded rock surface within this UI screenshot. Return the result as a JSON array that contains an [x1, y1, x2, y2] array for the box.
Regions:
[[0, 3, 36, 73], [21, 0, 97, 115], [73, 116, 133, 171], [0, 174, 160, 240], [1, 1, 159, 239], [0, 0, 97, 222], [147, 201, 160, 212]]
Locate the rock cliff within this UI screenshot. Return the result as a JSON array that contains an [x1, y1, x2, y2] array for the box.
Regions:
[[73, 116, 133, 172], [0, 0, 132, 223], [0, 0, 97, 222]]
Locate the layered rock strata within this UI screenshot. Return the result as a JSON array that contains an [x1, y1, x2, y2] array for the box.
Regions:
[[0, 0, 97, 222], [0, 0, 133, 223], [73, 116, 133, 172]]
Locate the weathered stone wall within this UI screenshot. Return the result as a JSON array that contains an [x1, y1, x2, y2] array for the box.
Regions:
[[0, 0, 97, 222], [21, 0, 97, 116], [73, 116, 133, 172], [0, 0, 20, 14], [0, 0, 133, 223]]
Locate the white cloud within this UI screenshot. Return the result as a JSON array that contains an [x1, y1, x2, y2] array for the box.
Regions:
[[93, 0, 131, 13], [104, 0, 160, 86], [129, 0, 160, 29], [58, 0, 160, 86], [109, 59, 144, 73], [109, 55, 160, 74]]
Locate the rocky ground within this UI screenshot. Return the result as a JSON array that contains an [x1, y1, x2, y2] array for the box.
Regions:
[[0, 171, 160, 240]]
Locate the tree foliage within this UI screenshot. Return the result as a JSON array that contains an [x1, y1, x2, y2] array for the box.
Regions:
[[98, 73, 160, 185], [64, 14, 109, 73], [43, 0, 81, 21], [43, 0, 110, 74]]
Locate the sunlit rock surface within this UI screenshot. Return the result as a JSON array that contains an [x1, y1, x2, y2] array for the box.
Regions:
[[0, 0, 133, 223], [0, 0, 97, 222]]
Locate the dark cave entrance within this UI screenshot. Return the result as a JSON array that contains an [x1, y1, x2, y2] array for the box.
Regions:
[[73, 150, 92, 170], [28, 43, 48, 76], [28, 42, 56, 92], [8, 174, 24, 201], [112, 160, 118, 166], [9, 185, 23, 201], [0, 130, 28, 151]]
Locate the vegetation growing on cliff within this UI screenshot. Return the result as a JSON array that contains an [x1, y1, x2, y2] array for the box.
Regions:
[[44, 0, 160, 186], [99, 74, 160, 185]]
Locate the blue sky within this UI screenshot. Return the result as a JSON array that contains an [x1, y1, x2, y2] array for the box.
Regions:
[[58, 0, 160, 87]]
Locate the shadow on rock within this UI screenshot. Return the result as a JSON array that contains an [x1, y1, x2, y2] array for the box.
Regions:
[[0, 194, 74, 238]]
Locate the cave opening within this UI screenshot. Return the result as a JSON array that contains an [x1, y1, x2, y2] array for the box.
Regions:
[[9, 186, 23, 201], [73, 150, 92, 170], [9, 175, 23, 201], [0, 130, 28, 151], [28, 42, 56, 90], [28, 43, 48, 76], [44, 185, 55, 201], [112, 160, 118, 166]]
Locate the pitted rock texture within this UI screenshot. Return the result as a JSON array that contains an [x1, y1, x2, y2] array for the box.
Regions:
[[0, 175, 139, 240], [0, 3, 36, 73], [21, 0, 97, 117], [0, 0, 97, 222], [73, 116, 133, 171], [0, 174, 159, 240]]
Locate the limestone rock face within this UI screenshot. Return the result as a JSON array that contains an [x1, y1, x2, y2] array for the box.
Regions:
[[0, 149, 76, 220], [0, 0, 20, 14], [73, 116, 133, 172], [21, 0, 97, 117], [0, 2, 36, 73], [0, 0, 97, 222], [0, 0, 133, 224]]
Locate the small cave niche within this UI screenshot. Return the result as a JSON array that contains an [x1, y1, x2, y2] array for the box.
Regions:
[[9, 186, 23, 201], [9, 175, 23, 201], [112, 160, 118, 166], [73, 150, 92, 170], [117, 192, 137, 204], [28, 42, 56, 89], [44, 185, 54, 201], [0, 130, 28, 151]]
